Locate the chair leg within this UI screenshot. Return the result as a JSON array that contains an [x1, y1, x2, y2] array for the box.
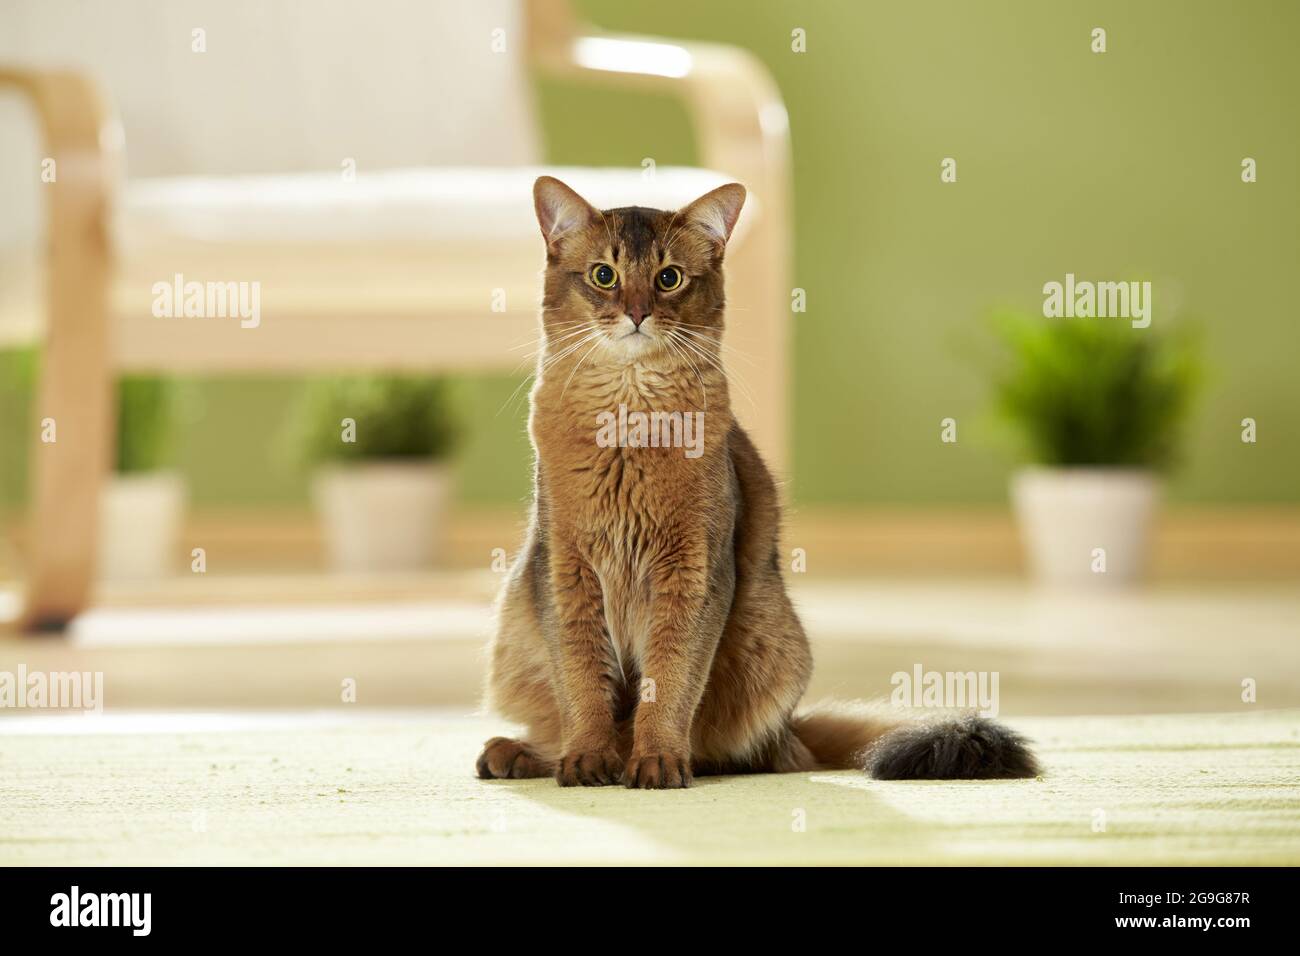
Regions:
[[725, 212, 790, 485], [19, 174, 114, 632]]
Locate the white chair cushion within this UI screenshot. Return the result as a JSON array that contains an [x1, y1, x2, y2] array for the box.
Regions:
[[101, 166, 757, 370], [118, 166, 751, 246]]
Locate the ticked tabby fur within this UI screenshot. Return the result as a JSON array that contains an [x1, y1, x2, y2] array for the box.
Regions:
[[477, 176, 1038, 788]]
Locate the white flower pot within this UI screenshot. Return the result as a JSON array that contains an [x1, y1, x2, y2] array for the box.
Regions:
[[98, 471, 187, 581], [312, 461, 452, 573], [1011, 467, 1160, 588]]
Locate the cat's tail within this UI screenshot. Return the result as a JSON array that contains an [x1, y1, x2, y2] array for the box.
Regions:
[[790, 702, 1040, 779]]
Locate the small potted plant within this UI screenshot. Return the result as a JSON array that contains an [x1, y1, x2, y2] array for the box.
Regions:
[[100, 376, 186, 581], [992, 312, 1199, 587], [0, 348, 39, 575], [298, 375, 460, 573]]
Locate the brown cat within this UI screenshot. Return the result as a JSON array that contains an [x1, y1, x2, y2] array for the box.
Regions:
[[477, 176, 1038, 788]]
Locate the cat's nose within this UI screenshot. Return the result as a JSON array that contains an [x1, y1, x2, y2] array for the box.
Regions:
[[625, 303, 651, 329]]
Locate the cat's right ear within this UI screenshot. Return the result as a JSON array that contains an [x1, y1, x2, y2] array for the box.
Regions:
[[533, 176, 598, 254]]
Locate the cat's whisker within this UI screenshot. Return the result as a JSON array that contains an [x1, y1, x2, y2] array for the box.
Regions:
[[663, 332, 708, 412], [508, 322, 589, 351], [545, 325, 602, 355], [597, 212, 617, 264], [671, 320, 731, 340], [541, 324, 601, 356], [673, 326, 758, 369], [660, 211, 690, 255], [531, 326, 600, 357], [498, 324, 604, 417], [559, 337, 606, 401], [541, 336, 604, 378], [495, 372, 535, 418], [543, 329, 605, 370], [669, 327, 724, 370], [672, 330, 757, 414], [681, 353, 712, 414], [506, 324, 599, 378], [670, 324, 725, 348]]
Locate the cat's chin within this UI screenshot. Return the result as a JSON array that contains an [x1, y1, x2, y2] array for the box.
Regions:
[[606, 330, 658, 362]]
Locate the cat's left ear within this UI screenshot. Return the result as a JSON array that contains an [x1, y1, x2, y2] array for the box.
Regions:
[[681, 183, 747, 250], [534, 176, 599, 254]]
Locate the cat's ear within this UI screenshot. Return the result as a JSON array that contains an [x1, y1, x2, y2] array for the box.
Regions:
[[681, 183, 746, 249], [534, 176, 598, 252]]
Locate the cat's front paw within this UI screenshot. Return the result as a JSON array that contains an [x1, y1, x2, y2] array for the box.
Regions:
[[476, 736, 554, 780], [555, 747, 624, 787], [623, 751, 693, 789]]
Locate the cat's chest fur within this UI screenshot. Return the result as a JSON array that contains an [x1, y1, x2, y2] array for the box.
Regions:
[[532, 363, 731, 651], [533, 365, 720, 521]]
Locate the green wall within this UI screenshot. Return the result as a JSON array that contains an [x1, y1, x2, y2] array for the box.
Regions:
[[545, 0, 1299, 503], [3, 0, 1296, 508]]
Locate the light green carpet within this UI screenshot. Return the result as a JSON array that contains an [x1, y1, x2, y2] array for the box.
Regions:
[[2, 709, 1297, 865]]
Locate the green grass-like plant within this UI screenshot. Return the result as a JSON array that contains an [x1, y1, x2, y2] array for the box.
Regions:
[[116, 375, 175, 474], [0, 349, 174, 475], [991, 312, 1200, 471], [0, 348, 38, 502], [296, 375, 460, 465]]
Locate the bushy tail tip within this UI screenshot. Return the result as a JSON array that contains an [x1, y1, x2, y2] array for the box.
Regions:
[[866, 715, 1040, 780]]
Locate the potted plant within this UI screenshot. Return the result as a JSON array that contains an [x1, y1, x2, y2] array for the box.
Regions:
[[992, 312, 1199, 587], [0, 348, 38, 578], [298, 375, 460, 573], [100, 376, 186, 581]]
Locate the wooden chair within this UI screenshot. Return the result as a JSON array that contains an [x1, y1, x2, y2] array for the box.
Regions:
[[0, 0, 791, 631]]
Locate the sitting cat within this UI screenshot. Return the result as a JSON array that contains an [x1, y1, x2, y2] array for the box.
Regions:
[[477, 176, 1039, 788]]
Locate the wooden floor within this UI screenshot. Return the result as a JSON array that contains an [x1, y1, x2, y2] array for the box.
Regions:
[[1, 708, 1296, 865], [1, 573, 1296, 713]]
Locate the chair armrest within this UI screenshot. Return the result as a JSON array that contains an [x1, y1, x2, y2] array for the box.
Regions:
[[0, 67, 120, 631], [524, 1, 790, 199], [0, 68, 121, 197]]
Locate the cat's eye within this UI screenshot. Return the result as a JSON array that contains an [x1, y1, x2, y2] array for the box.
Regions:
[[656, 266, 683, 291], [589, 263, 618, 289]]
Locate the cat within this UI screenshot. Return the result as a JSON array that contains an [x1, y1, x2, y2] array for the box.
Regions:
[[477, 176, 1039, 788]]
